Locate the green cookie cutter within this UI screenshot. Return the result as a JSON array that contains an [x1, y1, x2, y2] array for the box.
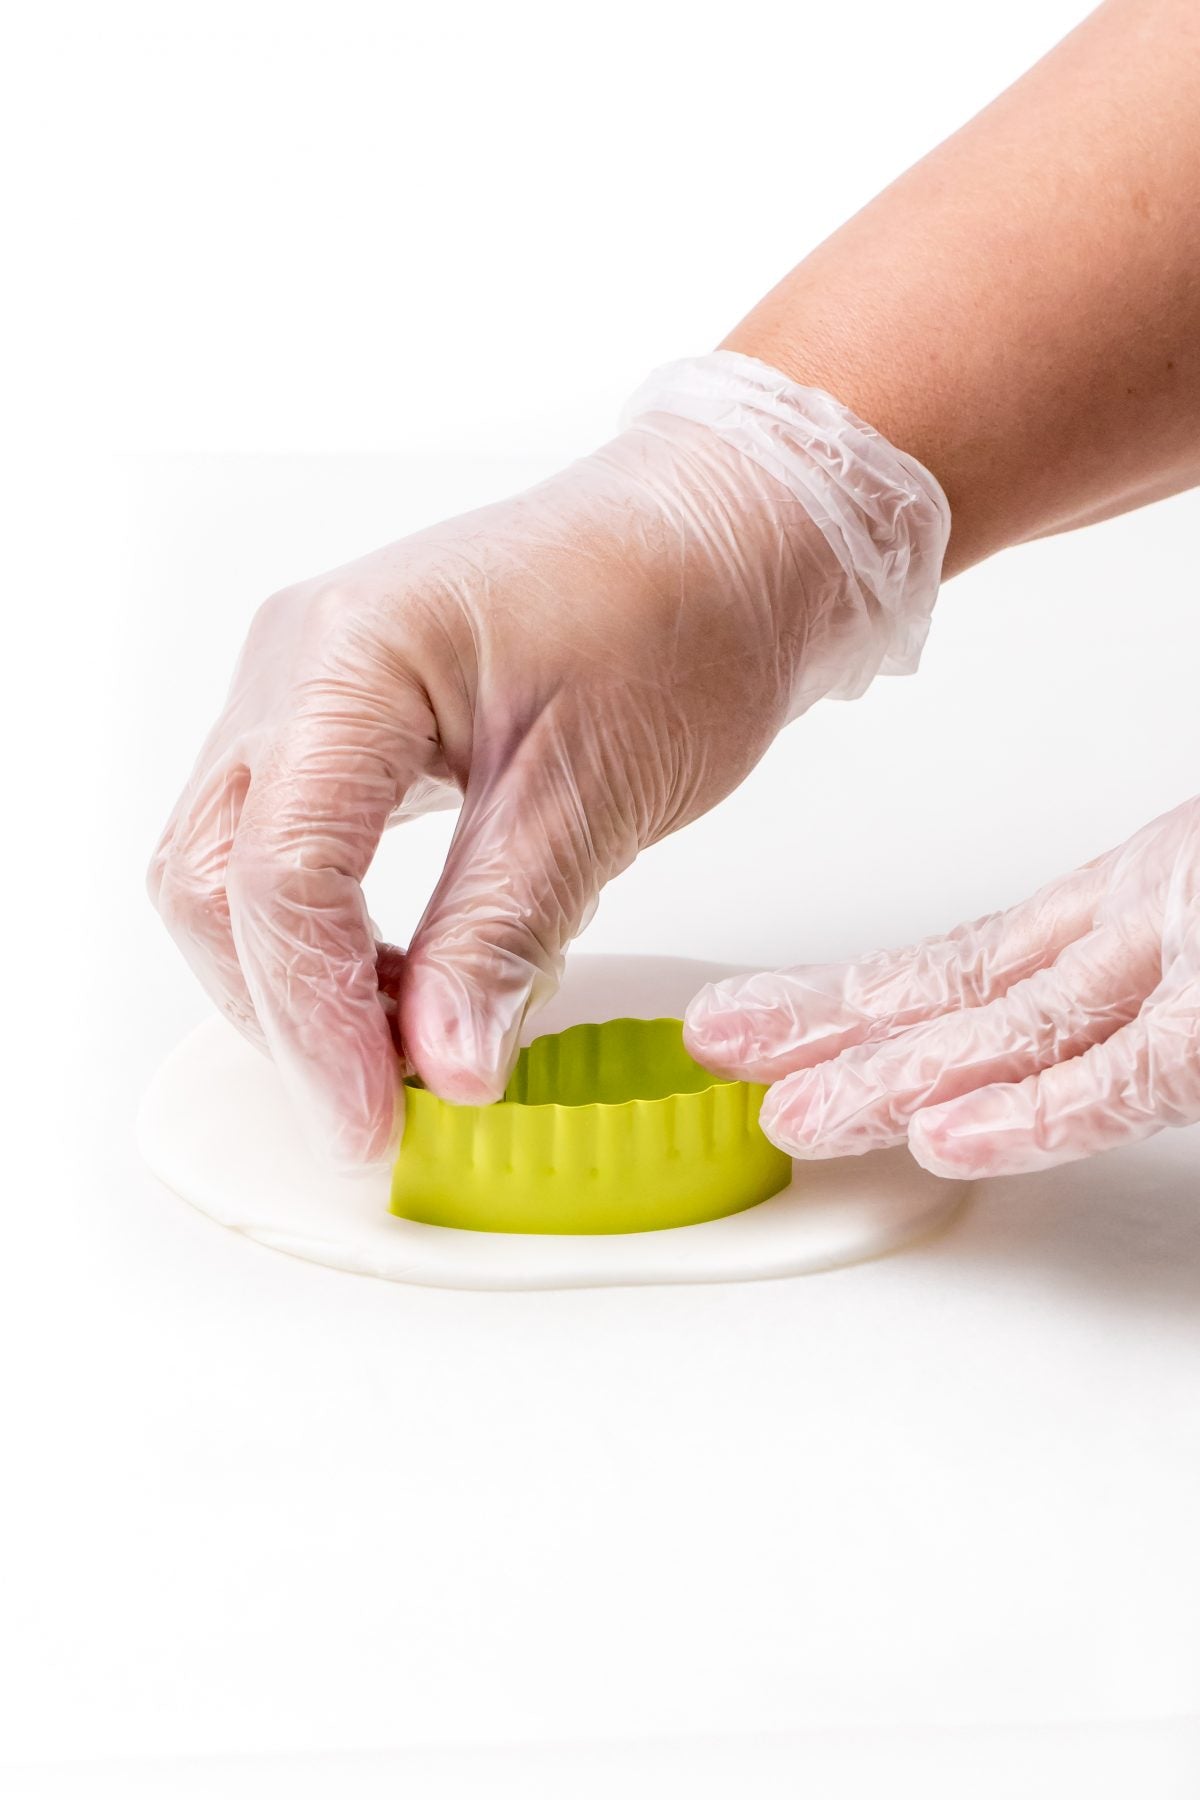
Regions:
[[390, 1015, 792, 1235]]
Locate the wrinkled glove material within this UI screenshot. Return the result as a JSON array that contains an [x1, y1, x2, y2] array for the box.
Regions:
[[149, 351, 949, 1166], [685, 796, 1200, 1179]]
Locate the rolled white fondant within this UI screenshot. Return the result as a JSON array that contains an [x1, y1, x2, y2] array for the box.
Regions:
[[137, 955, 968, 1291]]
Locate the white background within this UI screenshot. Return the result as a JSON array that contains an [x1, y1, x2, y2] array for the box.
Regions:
[[7, 1, 1200, 1793]]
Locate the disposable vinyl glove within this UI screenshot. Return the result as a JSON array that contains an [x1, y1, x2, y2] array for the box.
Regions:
[[684, 796, 1200, 1179], [148, 351, 948, 1166]]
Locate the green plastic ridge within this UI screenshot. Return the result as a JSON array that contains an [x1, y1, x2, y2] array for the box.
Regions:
[[390, 1016, 792, 1236]]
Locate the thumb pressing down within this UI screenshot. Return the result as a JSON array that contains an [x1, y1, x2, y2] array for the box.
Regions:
[[398, 711, 618, 1105]]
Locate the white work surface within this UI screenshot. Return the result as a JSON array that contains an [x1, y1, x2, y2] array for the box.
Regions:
[[6, 455, 1200, 1796]]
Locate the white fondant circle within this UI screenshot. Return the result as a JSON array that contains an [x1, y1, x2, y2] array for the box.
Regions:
[[137, 955, 968, 1289]]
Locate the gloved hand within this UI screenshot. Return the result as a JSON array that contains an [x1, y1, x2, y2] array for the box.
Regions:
[[685, 796, 1200, 1179], [148, 352, 947, 1166]]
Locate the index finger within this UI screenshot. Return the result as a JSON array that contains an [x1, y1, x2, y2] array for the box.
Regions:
[[684, 858, 1112, 1085]]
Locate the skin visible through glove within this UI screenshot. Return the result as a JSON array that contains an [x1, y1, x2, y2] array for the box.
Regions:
[[685, 800, 1200, 1179], [151, 0, 1200, 1182], [150, 398, 939, 1166]]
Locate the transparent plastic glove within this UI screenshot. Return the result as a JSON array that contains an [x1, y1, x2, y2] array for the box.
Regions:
[[685, 796, 1200, 1179], [148, 351, 947, 1166]]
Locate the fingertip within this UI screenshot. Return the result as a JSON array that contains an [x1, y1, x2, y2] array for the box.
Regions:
[[305, 1054, 404, 1171], [757, 1101, 807, 1160], [399, 959, 527, 1106], [683, 975, 745, 1042], [683, 973, 791, 1080], [323, 1129, 401, 1176], [908, 1099, 1001, 1180], [259, 988, 405, 1171], [425, 1064, 510, 1107], [363, 1079, 405, 1167], [757, 1077, 793, 1150], [681, 1009, 750, 1079], [758, 1073, 836, 1160], [908, 1113, 976, 1179]]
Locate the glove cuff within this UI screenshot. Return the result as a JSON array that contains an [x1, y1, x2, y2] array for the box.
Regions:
[[622, 350, 951, 705]]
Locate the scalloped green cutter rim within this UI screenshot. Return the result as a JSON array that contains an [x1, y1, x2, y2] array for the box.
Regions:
[[390, 1016, 792, 1236]]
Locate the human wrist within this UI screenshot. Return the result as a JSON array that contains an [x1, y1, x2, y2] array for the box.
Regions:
[[621, 350, 950, 718]]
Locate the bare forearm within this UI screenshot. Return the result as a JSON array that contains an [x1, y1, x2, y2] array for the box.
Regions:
[[726, 0, 1200, 576]]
